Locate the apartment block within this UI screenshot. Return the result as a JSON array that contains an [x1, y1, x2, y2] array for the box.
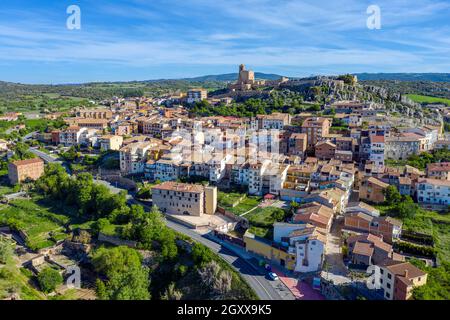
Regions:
[[151, 181, 217, 216], [187, 89, 207, 104], [59, 126, 87, 146], [255, 113, 291, 130], [426, 162, 450, 180], [99, 135, 123, 151], [76, 109, 113, 119], [416, 178, 450, 206], [315, 141, 336, 160], [119, 141, 155, 175], [385, 135, 423, 160], [301, 117, 331, 149], [288, 133, 307, 157]]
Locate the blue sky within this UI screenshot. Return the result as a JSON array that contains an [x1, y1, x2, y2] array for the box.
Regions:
[[1, 0, 450, 84]]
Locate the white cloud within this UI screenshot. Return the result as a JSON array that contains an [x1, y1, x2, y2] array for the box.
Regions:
[[1, 0, 450, 81]]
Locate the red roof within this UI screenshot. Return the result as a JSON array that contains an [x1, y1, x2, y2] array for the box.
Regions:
[[11, 158, 43, 166], [370, 135, 385, 143]]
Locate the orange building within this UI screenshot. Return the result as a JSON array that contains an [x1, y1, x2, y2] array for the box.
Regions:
[[301, 117, 331, 149], [315, 140, 336, 160], [377, 260, 427, 300], [344, 212, 402, 243], [288, 133, 307, 157], [359, 177, 389, 204], [8, 158, 45, 185]]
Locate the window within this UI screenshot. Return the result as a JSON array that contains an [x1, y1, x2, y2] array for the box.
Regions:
[[386, 292, 390, 298], [387, 283, 391, 289], [388, 273, 392, 279]]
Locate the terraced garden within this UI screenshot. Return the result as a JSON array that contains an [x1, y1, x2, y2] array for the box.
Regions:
[[0, 198, 89, 251], [376, 204, 450, 262]]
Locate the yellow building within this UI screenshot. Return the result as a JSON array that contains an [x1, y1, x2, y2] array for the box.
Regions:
[[243, 231, 296, 270], [100, 135, 123, 151], [204, 186, 217, 215]]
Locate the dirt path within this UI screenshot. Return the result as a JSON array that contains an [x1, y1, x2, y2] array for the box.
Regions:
[[322, 216, 351, 285]]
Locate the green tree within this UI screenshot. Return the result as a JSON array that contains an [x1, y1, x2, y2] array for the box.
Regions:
[[191, 243, 213, 267], [391, 196, 420, 219], [61, 146, 80, 162], [35, 163, 70, 200], [92, 218, 111, 236], [384, 185, 402, 205], [136, 186, 152, 199], [9, 142, 36, 161], [272, 208, 285, 222], [161, 282, 182, 300], [0, 236, 14, 264], [411, 259, 450, 300], [337, 74, 356, 85], [92, 246, 150, 300], [290, 201, 300, 213]]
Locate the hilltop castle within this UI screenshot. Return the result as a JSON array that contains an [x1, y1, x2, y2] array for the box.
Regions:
[[228, 64, 288, 92]]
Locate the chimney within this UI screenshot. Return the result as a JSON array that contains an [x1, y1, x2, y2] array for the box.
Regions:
[[404, 269, 409, 278]]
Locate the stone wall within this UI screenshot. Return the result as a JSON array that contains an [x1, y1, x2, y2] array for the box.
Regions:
[[98, 233, 137, 248]]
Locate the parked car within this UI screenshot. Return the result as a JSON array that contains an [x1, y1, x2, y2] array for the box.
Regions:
[[267, 272, 279, 281]]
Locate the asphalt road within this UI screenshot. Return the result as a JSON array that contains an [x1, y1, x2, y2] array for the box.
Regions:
[[168, 220, 289, 300], [22, 131, 38, 141], [129, 198, 289, 300], [29, 147, 61, 163]]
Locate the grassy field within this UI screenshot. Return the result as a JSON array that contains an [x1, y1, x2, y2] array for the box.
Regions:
[[0, 198, 87, 250], [246, 207, 283, 226], [0, 185, 16, 197], [246, 207, 286, 240], [377, 205, 450, 262], [99, 223, 122, 237], [403, 211, 450, 262], [384, 159, 408, 168], [248, 226, 273, 240], [0, 261, 46, 300], [406, 94, 450, 106], [222, 196, 261, 216], [217, 191, 244, 208]]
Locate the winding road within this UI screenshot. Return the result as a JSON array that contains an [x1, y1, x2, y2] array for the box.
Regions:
[[28, 146, 292, 300], [130, 198, 292, 300]]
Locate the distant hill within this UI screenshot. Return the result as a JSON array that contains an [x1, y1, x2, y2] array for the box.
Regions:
[[181, 72, 284, 82], [355, 73, 450, 82]]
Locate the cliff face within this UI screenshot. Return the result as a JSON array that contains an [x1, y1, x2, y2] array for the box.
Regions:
[[282, 78, 441, 126]]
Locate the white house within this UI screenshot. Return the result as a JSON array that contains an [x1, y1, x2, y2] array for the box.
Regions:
[[274, 223, 326, 273], [416, 178, 450, 206]]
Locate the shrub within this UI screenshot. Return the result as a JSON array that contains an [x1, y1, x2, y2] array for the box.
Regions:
[[394, 241, 436, 257], [37, 267, 63, 293]]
